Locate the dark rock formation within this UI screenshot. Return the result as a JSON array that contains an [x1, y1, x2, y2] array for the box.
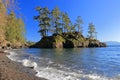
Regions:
[[88, 39, 106, 47], [31, 35, 65, 48], [30, 32, 107, 48]]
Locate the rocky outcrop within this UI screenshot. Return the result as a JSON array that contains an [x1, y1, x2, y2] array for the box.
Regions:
[[87, 39, 106, 47], [30, 32, 107, 48], [0, 41, 28, 49], [31, 35, 65, 48]]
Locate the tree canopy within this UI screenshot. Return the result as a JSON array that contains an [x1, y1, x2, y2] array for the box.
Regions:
[[35, 6, 88, 37], [0, 0, 25, 46], [34, 6, 97, 39], [88, 23, 97, 39]]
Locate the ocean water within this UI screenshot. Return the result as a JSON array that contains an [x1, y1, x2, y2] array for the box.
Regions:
[[6, 46, 120, 80]]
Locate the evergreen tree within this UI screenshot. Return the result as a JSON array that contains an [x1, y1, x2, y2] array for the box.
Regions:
[[88, 23, 97, 39], [75, 16, 83, 33], [69, 22, 76, 32], [60, 12, 65, 32], [5, 11, 25, 45], [62, 13, 71, 32], [51, 7, 61, 34], [35, 7, 51, 37], [0, 0, 7, 42], [34, 6, 99, 41], [0, 0, 25, 46]]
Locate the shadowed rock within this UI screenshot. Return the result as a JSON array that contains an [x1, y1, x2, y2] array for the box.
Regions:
[[30, 32, 107, 48]]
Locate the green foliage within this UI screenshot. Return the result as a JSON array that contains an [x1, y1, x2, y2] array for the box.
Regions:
[[0, 1, 6, 42], [5, 12, 25, 45], [88, 23, 97, 39], [75, 16, 83, 33], [53, 35, 65, 43], [34, 6, 98, 41], [69, 22, 76, 32], [0, 0, 26, 47], [51, 7, 61, 33], [62, 13, 71, 32], [35, 7, 51, 37], [35, 6, 73, 37]]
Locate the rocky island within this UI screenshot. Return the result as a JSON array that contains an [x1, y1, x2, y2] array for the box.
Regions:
[[30, 32, 106, 48], [30, 6, 106, 48]]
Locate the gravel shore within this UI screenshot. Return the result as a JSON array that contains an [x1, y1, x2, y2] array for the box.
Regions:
[[0, 50, 47, 80]]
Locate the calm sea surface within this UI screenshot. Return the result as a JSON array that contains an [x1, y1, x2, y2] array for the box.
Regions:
[[7, 46, 120, 80]]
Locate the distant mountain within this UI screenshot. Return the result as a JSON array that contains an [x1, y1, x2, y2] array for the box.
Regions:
[[105, 41, 120, 46]]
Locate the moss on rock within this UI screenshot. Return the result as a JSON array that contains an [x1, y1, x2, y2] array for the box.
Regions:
[[30, 32, 106, 48]]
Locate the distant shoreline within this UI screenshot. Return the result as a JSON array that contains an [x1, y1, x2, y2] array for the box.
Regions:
[[0, 50, 47, 80]]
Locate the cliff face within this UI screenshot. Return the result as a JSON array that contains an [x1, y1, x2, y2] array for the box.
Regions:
[[30, 32, 106, 48]]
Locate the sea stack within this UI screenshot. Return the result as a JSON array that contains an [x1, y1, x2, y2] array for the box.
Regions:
[[30, 32, 106, 48]]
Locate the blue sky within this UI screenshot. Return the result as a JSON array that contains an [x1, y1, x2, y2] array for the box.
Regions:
[[17, 0, 120, 42]]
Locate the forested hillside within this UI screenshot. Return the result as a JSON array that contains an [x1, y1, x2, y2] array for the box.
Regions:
[[0, 0, 25, 48]]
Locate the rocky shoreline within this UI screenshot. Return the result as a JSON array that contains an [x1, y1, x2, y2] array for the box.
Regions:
[[0, 50, 47, 80], [30, 32, 107, 48], [0, 32, 106, 49]]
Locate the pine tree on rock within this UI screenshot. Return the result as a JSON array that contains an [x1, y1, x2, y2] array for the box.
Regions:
[[88, 23, 97, 39], [35, 7, 51, 37], [75, 16, 83, 33], [51, 7, 61, 34], [62, 13, 71, 32]]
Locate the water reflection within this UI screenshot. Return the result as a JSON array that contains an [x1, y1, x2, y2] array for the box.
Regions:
[[15, 47, 120, 78]]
